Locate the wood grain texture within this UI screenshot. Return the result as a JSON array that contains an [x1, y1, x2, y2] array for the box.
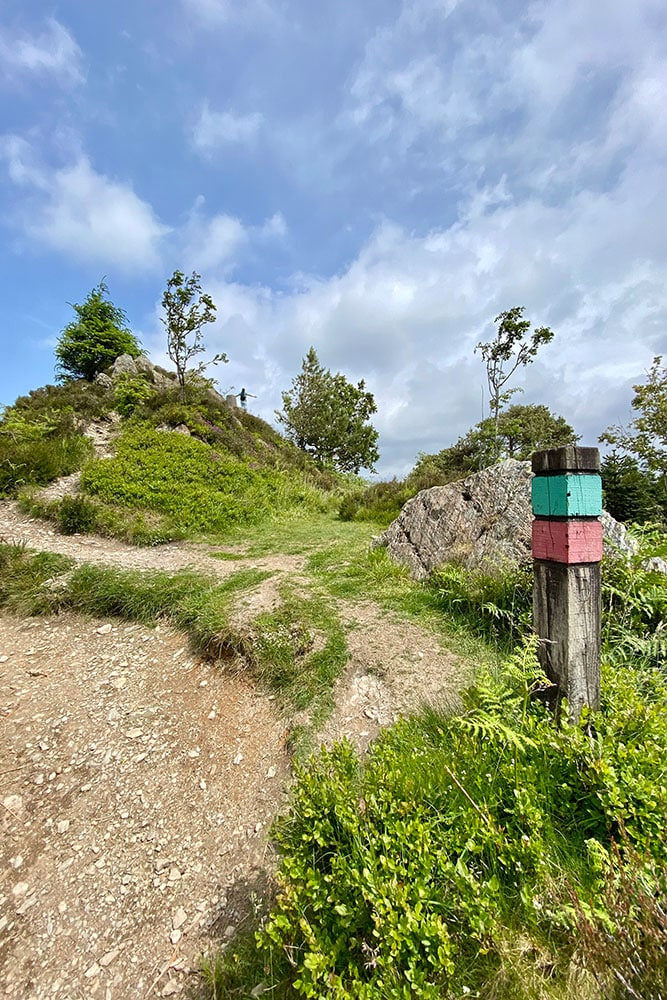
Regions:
[[531, 446, 600, 474], [531, 474, 602, 518], [532, 519, 603, 563], [533, 560, 601, 718]]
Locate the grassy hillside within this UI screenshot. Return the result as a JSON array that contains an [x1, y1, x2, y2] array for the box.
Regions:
[[1, 371, 343, 542]]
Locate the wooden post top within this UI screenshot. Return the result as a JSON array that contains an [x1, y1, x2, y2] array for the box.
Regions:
[[531, 446, 600, 474]]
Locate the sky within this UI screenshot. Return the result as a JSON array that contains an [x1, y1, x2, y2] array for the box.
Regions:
[[1, 0, 666, 477]]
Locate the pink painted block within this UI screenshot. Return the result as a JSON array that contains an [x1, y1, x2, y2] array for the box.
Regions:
[[532, 520, 603, 564]]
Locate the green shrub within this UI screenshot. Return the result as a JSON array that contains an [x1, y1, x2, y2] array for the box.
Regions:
[[208, 642, 667, 999], [113, 372, 155, 417], [20, 492, 185, 547], [57, 495, 98, 534], [338, 479, 411, 525], [0, 433, 91, 495], [80, 427, 329, 534]]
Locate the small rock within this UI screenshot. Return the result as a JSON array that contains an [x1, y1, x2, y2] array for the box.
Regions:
[[3, 794, 23, 814], [9, 855, 23, 869], [170, 928, 182, 945], [232, 752, 243, 766], [168, 866, 181, 881], [266, 767, 276, 779], [12, 882, 29, 899], [172, 906, 187, 930], [57, 819, 70, 834], [161, 981, 182, 997], [84, 962, 101, 979], [187, 749, 200, 759], [80, 783, 92, 793], [126, 728, 143, 740], [224, 924, 236, 939], [97, 624, 113, 635], [0, 654, 8, 662], [100, 947, 120, 967], [199, 779, 207, 791], [111, 676, 127, 690]]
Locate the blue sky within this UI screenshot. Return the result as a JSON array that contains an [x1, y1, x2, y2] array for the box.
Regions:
[[1, 0, 666, 476]]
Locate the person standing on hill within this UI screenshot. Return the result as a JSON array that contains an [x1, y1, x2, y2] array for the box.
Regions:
[[237, 387, 256, 411]]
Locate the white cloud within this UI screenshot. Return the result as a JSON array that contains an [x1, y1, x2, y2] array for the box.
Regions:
[[180, 198, 287, 274], [172, 147, 667, 477], [0, 18, 84, 86], [0, 137, 169, 272], [192, 104, 264, 153]]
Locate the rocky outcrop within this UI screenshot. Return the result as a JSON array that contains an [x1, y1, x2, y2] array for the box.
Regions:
[[375, 460, 642, 580], [375, 460, 533, 580]]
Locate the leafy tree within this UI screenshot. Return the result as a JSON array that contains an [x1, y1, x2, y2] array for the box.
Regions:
[[276, 347, 379, 473], [475, 307, 555, 460], [55, 281, 141, 382], [408, 404, 577, 488], [161, 270, 226, 403], [600, 357, 667, 479], [601, 451, 667, 524]]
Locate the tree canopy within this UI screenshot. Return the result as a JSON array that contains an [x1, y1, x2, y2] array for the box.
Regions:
[[276, 347, 380, 474], [408, 403, 578, 490], [161, 270, 225, 403], [55, 281, 141, 382]]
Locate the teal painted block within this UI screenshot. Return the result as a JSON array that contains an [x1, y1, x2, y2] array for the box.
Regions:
[[532, 473, 602, 517]]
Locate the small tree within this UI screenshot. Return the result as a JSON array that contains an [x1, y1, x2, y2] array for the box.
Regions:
[[55, 281, 141, 382], [161, 270, 226, 403], [475, 307, 554, 460], [600, 356, 667, 480], [276, 347, 379, 473]]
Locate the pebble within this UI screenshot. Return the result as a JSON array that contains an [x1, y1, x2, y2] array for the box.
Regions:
[[96, 624, 113, 635], [9, 855, 24, 869], [224, 924, 236, 939], [3, 794, 23, 814], [172, 906, 187, 930], [57, 819, 70, 834], [100, 948, 120, 967], [84, 962, 101, 979], [126, 728, 143, 740], [232, 752, 243, 766], [170, 928, 182, 945], [12, 882, 29, 899], [266, 767, 276, 779], [161, 981, 182, 997], [168, 866, 181, 882]]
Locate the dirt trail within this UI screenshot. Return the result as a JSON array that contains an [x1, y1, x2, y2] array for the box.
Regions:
[[1, 614, 290, 999], [0, 500, 466, 999]]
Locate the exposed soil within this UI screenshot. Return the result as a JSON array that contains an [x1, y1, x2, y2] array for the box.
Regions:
[[0, 499, 466, 999]]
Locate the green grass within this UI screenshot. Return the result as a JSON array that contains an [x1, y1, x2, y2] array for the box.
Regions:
[[0, 541, 271, 658], [221, 511, 378, 557], [250, 584, 349, 750]]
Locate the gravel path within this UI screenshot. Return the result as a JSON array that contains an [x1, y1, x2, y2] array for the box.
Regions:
[[0, 499, 466, 999]]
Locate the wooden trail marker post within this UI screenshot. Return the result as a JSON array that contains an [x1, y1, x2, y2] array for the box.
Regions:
[[531, 446, 602, 720]]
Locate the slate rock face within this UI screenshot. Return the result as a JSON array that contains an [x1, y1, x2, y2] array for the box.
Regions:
[[375, 460, 642, 580], [374, 460, 534, 580]]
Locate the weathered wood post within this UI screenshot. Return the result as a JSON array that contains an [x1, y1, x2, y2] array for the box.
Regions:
[[531, 446, 602, 720]]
